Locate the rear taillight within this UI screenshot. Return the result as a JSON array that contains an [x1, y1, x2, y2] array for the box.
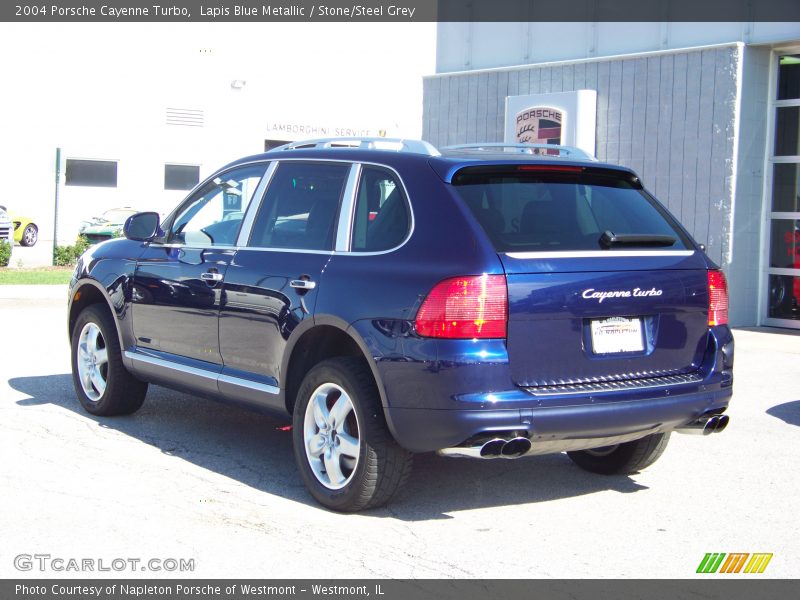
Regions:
[[415, 275, 507, 339], [708, 270, 729, 326]]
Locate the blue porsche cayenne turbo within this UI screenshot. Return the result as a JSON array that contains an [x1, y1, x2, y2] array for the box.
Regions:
[[68, 139, 733, 511]]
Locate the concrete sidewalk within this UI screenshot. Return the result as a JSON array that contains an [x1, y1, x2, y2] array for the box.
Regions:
[[7, 239, 55, 268], [0, 284, 68, 300]]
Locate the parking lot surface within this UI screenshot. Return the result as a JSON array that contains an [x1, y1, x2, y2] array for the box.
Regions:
[[1, 285, 798, 578]]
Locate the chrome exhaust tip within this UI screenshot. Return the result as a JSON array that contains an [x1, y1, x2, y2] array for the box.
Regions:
[[479, 438, 507, 458], [501, 437, 532, 458], [702, 415, 719, 435], [676, 414, 728, 435], [714, 414, 730, 433]]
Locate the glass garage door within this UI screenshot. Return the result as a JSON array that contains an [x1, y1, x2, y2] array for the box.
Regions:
[[766, 53, 800, 328]]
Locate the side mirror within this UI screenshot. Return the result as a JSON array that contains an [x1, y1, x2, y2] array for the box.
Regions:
[[124, 212, 161, 242]]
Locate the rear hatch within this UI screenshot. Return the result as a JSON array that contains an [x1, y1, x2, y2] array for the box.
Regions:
[[451, 163, 710, 388]]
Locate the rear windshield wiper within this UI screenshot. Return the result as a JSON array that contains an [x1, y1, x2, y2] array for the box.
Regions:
[[599, 230, 677, 249]]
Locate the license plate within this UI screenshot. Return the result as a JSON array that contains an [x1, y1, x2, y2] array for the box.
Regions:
[[590, 316, 644, 354]]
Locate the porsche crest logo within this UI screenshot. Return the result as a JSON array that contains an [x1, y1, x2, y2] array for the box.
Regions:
[[515, 107, 563, 145]]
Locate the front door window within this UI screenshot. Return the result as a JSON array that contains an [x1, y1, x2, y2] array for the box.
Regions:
[[170, 163, 267, 247]]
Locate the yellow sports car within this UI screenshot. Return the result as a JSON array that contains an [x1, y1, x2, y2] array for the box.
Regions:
[[1, 205, 38, 246], [12, 213, 39, 246]]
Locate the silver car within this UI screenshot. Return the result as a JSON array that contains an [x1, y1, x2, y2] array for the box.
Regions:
[[0, 205, 14, 246]]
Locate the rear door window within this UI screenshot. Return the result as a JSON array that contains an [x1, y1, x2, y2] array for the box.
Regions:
[[452, 167, 689, 252], [351, 166, 411, 252]]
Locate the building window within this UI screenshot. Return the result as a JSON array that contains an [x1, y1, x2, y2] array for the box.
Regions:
[[264, 139, 288, 151], [765, 53, 800, 326], [65, 159, 117, 187], [165, 164, 200, 191]]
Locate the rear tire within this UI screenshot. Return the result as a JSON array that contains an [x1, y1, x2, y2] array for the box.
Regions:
[[70, 305, 147, 416], [292, 357, 413, 512], [567, 432, 670, 475], [769, 275, 791, 314], [21, 224, 38, 246]]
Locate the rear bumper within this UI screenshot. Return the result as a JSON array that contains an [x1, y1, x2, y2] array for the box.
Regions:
[[386, 387, 732, 453], [374, 325, 734, 453]]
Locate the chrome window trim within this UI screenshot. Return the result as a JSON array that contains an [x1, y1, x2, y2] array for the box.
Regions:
[[149, 243, 239, 250], [125, 350, 280, 395], [236, 161, 278, 247], [236, 247, 335, 256], [335, 163, 362, 252], [505, 250, 696, 259]]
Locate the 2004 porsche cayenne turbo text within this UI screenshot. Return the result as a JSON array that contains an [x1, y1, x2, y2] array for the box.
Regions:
[[67, 138, 733, 511]]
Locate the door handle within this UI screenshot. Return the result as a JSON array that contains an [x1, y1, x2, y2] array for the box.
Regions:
[[290, 279, 316, 290], [201, 272, 224, 282]]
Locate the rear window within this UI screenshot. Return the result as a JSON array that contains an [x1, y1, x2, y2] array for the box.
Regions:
[[452, 167, 690, 252]]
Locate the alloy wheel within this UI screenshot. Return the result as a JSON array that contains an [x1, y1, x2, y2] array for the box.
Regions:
[[303, 382, 361, 490], [23, 225, 37, 246], [76, 322, 109, 401]]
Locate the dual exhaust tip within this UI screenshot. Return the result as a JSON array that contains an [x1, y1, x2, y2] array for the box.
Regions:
[[677, 414, 730, 436], [479, 436, 532, 458], [451, 414, 729, 460]]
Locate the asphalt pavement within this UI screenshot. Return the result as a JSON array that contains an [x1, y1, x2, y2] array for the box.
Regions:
[[1, 285, 798, 578]]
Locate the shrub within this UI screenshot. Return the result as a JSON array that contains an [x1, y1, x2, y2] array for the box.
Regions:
[[74, 234, 90, 255], [0, 240, 11, 267], [53, 235, 91, 267], [53, 244, 73, 267]]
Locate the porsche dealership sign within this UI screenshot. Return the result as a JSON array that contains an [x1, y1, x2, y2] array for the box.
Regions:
[[514, 107, 563, 144], [505, 90, 596, 155]]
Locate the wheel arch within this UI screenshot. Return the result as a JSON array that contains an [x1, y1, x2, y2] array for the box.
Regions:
[[68, 279, 128, 353], [281, 315, 388, 417]]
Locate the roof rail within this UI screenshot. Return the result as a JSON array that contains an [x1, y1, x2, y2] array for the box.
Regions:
[[270, 137, 441, 156], [442, 143, 596, 160]]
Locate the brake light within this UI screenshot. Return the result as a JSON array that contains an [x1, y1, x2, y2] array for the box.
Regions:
[[517, 165, 584, 173], [708, 270, 729, 326], [415, 275, 507, 339]]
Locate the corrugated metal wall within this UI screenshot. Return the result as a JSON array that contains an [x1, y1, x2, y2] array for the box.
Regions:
[[423, 45, 741, 270]]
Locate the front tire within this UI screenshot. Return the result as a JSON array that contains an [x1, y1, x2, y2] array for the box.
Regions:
[[292, 357, 412, 512], [70, 305, 147, 416], [567, 432, 670, 475]]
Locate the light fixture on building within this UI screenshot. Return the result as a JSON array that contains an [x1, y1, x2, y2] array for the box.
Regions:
[[230, 80, 247, 90]]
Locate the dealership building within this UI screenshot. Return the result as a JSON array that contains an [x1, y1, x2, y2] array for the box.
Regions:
[[0, 23, 434, 257], [423, 22, 800, 329]]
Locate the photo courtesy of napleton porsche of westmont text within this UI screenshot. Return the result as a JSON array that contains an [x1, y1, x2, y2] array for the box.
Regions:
[[15, 583, 385, 596]]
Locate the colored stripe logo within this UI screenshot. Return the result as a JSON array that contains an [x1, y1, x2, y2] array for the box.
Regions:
[[697, 553, 773, 574]]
